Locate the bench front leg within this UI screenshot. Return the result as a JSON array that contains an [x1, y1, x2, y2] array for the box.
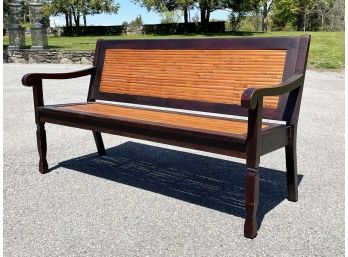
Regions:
[[244, 99, 263, 239], [32, 80, 49, 174], [36, 122, 48, 174], [244, 166, 259, 238]]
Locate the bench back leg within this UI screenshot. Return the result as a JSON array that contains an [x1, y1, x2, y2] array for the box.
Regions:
[[36, 122, 48, 174], [93, 132, 106, 156], [286, 126, 298, 202]]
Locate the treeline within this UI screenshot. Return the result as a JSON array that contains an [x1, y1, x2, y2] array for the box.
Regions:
[[3, 0, 344, 33], [137, 0, 344, 32], [270, 0, 344, 32]]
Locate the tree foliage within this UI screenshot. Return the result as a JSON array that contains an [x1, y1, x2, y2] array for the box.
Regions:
[[130, 15, 143, 28], [222, 0, 259, 31], [132, 0, 194, 32], [3, 0, 31, 28], [160, 9, 183, 23], [270, 0, 344, 31], [46, 0, 119, 30], [133, 0, 260, 32]]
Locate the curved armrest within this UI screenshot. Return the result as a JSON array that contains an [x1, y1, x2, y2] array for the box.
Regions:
[[22, 66, 97, 87], [241, 74, 305, 110]]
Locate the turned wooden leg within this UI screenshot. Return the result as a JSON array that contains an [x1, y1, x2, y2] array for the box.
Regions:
[[286, 142, 298, 202], [36, 122, 48, 174], [93, 132, 106, 156], [244, 167, 260, 239]]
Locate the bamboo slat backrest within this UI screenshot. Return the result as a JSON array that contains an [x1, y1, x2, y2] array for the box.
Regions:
[[90, 37, 308, 120]]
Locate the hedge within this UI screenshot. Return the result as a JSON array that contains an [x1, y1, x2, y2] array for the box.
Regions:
[[60, 21, 225, 36], [143, 22, 225, 34]]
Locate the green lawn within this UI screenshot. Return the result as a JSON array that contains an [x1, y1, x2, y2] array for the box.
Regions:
[[3, 31, 344, 69]]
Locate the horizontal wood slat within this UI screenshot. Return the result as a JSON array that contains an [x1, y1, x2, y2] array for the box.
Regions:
[[99, 49, 286, 109], [60, 103, 272, 136]]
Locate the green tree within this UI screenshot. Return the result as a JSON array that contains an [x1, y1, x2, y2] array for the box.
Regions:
[[270, 0, 300, 30], [270, 0, 342, 31], [46, 0, 119, 31], [198, 0, 223, 33], [133, 0, 194, 33], [3, 0, 12, 28], [84, 0, 120, 26], [261, 0, 273, 32], [3, 0, 31, 28], [326, 0, 344, 31], [160, 9, 183, 23], [130, 15, 143, 28], [223, 0, 259, 31]]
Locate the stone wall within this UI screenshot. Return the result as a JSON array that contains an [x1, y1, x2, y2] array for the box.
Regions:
[[3, 50, 94, 64]]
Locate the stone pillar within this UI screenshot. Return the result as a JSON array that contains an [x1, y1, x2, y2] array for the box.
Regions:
[[29, 2, 48, 50], [31, 25, 48, 50], [8, 25, 26, 50], [8, 3, 25, 50]]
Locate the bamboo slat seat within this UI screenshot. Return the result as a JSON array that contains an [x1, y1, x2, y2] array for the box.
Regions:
[[40, 102, 284, 144]]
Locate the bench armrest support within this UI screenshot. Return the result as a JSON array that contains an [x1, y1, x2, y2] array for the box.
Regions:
[[22, 66, 97, 87], [22, 66, 97, 124], [243, 74, 305, 169], [241, 74, 305, 110]]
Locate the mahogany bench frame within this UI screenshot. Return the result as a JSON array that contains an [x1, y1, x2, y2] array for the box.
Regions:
[[22, 36, 310, 239]]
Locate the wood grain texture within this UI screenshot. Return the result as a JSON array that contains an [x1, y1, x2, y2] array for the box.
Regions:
[[99, 49, 286, 109], [61, 102, 272, 136]]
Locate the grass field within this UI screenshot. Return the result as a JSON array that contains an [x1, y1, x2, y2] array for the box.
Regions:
[[3, 31, 344, 69]]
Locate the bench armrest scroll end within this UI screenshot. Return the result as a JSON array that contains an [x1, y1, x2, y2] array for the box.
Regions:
[[21, 66, 97, 87], [22, 73, 37, 87], [241, 88, 258, 109], [241, 74, 305, 110]]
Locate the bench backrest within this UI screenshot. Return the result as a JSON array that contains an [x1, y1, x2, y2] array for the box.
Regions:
[[89, 36, 310, 120]]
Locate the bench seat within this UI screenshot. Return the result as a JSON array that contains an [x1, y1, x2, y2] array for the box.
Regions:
[[39, 102, 288, 158]]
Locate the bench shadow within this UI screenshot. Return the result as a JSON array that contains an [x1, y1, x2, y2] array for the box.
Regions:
[[50, 141, 303, 229]]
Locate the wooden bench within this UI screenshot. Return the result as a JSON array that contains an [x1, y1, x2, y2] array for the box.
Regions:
[[22, 36, 310, 239]]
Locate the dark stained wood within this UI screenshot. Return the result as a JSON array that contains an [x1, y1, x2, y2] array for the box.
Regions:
[[93, 132, 106, 156], [241, 74, 304, 110], [283, 36, 310, 202], [283, 36, 311, 124], [295, 35, 311, 75], [98, 37, 300, 50], [31, 79, 48, 174], [261, 126, 290, 155], [22, 67, 96, 87], [244, 99, 263, 239], [32, 80, 44, 124], [286, 125, 298, 202], [244, 168, 260, 239], [88, 40, 106, 155], [21, 36, 311, 239], [246, 99, 263, 168], [36, 122, 48, 174], [87, 40, 103, 101]]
